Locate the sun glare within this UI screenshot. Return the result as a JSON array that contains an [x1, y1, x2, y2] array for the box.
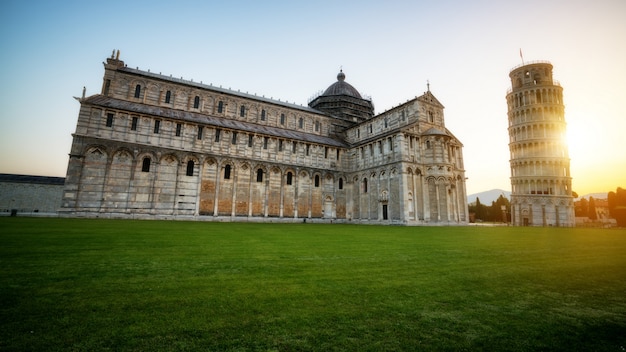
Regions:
[[565, 120, 586, 160]]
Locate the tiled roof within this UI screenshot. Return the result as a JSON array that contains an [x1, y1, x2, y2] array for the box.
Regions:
[[0, 174, 65, 185], [421, 127, 449, 136]]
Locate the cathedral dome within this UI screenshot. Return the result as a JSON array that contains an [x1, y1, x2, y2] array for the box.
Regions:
[[321, 70, 363, 99], [309, 69, 374, 123]]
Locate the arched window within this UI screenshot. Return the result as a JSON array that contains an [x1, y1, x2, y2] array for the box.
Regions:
[[298, 118, 303, 129], [426, 140, 431, 149], [363, 178, 368, 193], [186, 160, 194, 176], [165, 90, 171, 103], [256, 169, 263, 182], [261, 109, 266, 121], [286, 172, 293, 185], [141, 157, 151, 172], [217, 101, 224, 113], [134, 84, 141, 98], [339, 178, 343, 190], [280, 114, 285, 125], [193, 96, 200, 109], [240, 105, 246, 117], [314, 175, 320, 187], [315, 121, 320, 132], [224, 165, 231, 180]]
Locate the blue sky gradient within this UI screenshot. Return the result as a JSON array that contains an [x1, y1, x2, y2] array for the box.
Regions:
[[1, 0, 624, 195]]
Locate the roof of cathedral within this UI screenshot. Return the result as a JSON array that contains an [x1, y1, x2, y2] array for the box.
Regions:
[[421, 127, 449, 137], [417, 90, 445, 108], [82, 95, 349, 148], [0, 173, 65, 185], [321, 71, 363, 99]]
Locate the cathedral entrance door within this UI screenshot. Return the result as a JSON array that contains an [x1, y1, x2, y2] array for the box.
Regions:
[[324, 196, 333, 218]]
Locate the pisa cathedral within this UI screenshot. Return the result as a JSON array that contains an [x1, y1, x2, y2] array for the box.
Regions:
[[60, 51, 468, 224]]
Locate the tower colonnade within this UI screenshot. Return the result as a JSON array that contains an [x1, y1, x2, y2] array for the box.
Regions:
[[506, 61, 574, 227]]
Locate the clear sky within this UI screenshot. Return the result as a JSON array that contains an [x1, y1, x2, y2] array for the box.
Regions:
[[1, 0, 624, 197]]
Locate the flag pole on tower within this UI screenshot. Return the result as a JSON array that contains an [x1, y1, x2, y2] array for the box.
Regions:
[[520, 48, 524, 65]]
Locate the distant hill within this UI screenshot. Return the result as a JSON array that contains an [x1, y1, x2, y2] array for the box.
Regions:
[[467, 189, 511, 205], [576, 192, 608, 200]]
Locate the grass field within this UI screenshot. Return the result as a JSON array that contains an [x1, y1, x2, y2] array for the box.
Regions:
[[1, 218, 625, 351]]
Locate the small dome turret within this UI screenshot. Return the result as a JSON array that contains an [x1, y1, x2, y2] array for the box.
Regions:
[[321, 70, 363, 99], [308, 69, 374, 123]]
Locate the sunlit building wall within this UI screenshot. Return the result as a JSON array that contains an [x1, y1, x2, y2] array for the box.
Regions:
[[59, 52, 468, 225], [506, 61, 575, 226]]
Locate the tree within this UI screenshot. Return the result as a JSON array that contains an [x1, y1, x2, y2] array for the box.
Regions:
[[588, 197, 597, 220], [489, 194, 511, 222], [608, 191, 616, 218], [575, 198, 588, 217], [608, 187, 626, 227], [474, 197, 487, 221]]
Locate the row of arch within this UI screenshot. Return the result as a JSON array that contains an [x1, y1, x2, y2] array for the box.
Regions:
[[510, 159, 571, 178], [68, 144, 348, 218], [507, 87, 562, 108], [507, 106, 565, 126], [84, 145, 345, 188], [508, 122, 567, 142], [65, 142, 467, 222], [509, 141, 569, 159], [511, 178, 572, 196]]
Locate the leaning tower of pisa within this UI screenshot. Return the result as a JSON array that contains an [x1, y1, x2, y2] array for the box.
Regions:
[[506, 61, 575, 227]]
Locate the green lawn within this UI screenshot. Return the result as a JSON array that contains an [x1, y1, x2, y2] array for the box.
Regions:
[[1, 218, 625, 351]]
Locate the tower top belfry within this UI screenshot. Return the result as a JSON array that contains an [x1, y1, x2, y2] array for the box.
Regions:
[[509, 61, 555, 89]]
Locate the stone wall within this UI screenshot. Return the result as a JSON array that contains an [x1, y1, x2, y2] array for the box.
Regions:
[[59, 55, 468, 225], [0, 174, 64, 214]]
